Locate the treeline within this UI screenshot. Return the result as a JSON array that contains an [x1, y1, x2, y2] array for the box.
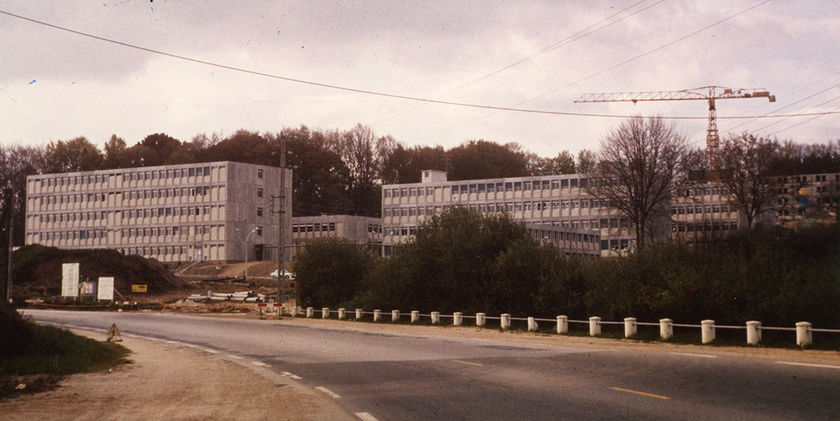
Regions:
[[295, 208, 840, 328], [0, 123, 591, 246]]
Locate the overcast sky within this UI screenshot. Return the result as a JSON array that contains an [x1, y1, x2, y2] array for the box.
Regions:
[[1, 0, 838, 157]]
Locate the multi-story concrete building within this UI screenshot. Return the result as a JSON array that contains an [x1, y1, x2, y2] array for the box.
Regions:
[[24, 161, 292, 263], [382, 170, 632, 257], [382, 170, 839, 256], [291, 214, 382, 258]]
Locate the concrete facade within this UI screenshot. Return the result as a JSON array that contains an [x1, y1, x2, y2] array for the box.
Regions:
[[24, 161, 292, 263], [383, 170, 840, 256], [291, 214, 382, 258], [382, 170, 633, 257]]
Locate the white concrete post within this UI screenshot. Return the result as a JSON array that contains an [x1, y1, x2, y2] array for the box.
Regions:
[[589, 317, 601, 336], [624, 317, 637, 338], [322, 307, 329, 319], [659, 318, 673, 340], [527, 317, 538, 332], [373, 309, 381, 322], [746, 321, 761, 345], [277, 305, 285, 316], [411, 310, 419, 323], [338, 308, 345, 320], [796, 321, 812, 348], [476, 313, 486, 327], [501, 313, 511, 330], [392, 310, 400, 322], [701, 320, 715, 344], [453, 312, 463, 326], [306, 307, 314, 318], [431, 311, 440, 324], [556, 316, 568, 334], [355, 308, 362, 320], [291, 306, 299, 317]]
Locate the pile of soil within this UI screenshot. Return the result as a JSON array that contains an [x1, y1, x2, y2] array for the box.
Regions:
[[9, 245, 185, 299]]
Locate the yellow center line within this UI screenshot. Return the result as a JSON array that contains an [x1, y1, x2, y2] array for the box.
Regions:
[[452, 359, 484, 367], [610, 387, 670, 400]]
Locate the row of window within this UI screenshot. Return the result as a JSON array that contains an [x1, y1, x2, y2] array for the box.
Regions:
[[383, 178, 590, 199], [383, 217, 631, 236], [122, 246, 191, 257], [33, 205, 224, 225], [292, 222, 336, 233], [368, 224, 382, 234], [38, 165, 218, 188], [384, 199, 611, 218], [36, 185, 218, 206], [671, 204, 735, 215], [672, 222, 739, 233], [526, 228, 600, 245], [676, 186, 733, 197], [36, 224, 226, 241]]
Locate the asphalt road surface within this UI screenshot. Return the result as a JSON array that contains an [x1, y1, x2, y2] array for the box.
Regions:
[[24, 310, 840, 420]]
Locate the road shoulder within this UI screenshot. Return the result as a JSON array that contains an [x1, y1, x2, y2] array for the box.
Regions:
[[0, 329, 352, 421]]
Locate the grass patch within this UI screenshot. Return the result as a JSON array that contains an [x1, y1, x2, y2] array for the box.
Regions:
[[1, 324, 130, 376], [1, 301, 130, 399]]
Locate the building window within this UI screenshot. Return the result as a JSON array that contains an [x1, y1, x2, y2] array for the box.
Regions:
[[256, 226, 262, 236], [257, 169, 264, 179], [257, 188, 263, 198], [257, 207, 263, 217]]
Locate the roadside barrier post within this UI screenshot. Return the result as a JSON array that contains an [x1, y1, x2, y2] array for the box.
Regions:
[[624, 317, 637, 338], [701, 320, 715, 344], [501, 313, 511, 330], [796, 321, 812, 348], [556, 316, 568, 334], [306, 307, 314, 318], [291, 306, 299, 317], [355, 308, 362, 320], [659, 318, 673, 340], [322, 307, 329, 319], [746, 321, 761, 345], [392, 310, 400, 322], [453, 312, 463, 326], [373, 309, 381, 322], [411, 310, 419, 323], [476, 313, 486, 327], [527, 317, 538, 332], [431, 311, 440, 324], [589, 316, 601, 336], [338, 308, 345, 320]]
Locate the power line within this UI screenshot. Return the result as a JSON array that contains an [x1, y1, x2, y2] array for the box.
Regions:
[[422, 0, 777, 138], [725, 81, 840, 132], [373, 0, 659, 125], [3, 7, 839, 122]]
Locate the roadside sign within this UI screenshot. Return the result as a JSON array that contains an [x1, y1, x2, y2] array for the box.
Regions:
[[131, 284, 148, 293], [61, 263, 80, 297], [98, 277, 114, 301], [80, 280, 96, 297]]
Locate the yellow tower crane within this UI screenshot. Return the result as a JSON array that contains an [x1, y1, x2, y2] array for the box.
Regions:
[[575, 85, 775, 172]]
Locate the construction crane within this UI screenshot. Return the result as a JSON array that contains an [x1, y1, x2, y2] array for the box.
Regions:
[[575, 86, 775, 172]]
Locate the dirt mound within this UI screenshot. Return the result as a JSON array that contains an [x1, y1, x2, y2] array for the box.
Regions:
[[10, 245, 184, 299]]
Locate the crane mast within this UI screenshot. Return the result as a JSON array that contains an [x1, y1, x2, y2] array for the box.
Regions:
[[575, 86, 775, 174]]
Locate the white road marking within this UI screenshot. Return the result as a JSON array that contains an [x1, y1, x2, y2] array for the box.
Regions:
[[669, 352, 717, 359], [252, 361, 271, 368], [199, 348, 219, 354], [227, 355, 243, 360], [776, 361, 840, 370], [281, 371, 302, 380], [315, 386, 341, 399], [355, 412, 379, 421]]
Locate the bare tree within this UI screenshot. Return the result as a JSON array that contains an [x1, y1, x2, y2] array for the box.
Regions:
[[588, 117, 687, 250], [718, 133, 780, 228]]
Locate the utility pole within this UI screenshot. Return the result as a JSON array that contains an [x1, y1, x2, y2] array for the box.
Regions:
[[275, 137, 288, 307], [5, 183, 14, 303]]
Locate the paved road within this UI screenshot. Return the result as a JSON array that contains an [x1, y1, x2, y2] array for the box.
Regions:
[[24, 310, 840, 420]]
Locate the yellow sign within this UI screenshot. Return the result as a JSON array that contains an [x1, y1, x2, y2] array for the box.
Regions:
[[131, 284, 148, 293]]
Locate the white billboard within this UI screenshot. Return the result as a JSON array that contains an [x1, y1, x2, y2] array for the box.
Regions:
[[97, 277, 114, 301], [61, 263, 80, 297]]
